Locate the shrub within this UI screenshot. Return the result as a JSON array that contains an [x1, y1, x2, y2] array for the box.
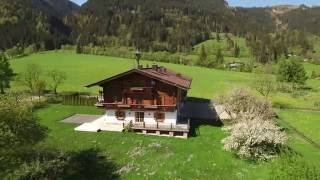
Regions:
[[314, 101, 320, 109], [222, 118, 287, 161], [123, 121, 133, 133], [0, 96, 48, 149], [277, 60, 307, 85]]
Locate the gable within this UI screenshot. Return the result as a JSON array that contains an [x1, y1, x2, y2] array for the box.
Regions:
[[86, 68, 192, 90]]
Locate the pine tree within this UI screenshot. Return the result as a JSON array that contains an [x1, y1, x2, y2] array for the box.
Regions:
[[76, 34, 83, 54], [233, 43, 240, 58], [216, 33, 221, 42], [0, 53, 14, 94], [216, 48, 224, 65], [197, 44, 208, 67]]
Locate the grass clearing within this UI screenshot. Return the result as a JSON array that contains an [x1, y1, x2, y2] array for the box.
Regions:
[[9, 51, 320, 178], [36, 104, 320, 179], [10, 51, 320, 109], [278, 110, 320, 145]]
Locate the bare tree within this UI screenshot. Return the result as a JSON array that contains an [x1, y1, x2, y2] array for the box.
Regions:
[[35, 80, 46, 100], [19, 63, 43, 94], [252, 74, 275, 98], [47, 69, 66, 96]]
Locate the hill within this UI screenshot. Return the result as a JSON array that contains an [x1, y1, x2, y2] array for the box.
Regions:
[[0, 0, 77, 50], [1, 0, 320, 55], [10, 51, 320, 109]]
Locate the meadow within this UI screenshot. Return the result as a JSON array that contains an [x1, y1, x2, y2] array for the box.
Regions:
[[36, 104, 320, 179], [9, 51, 320, 179], [278, 110, 320, 144], [11, 51, 320, 109]]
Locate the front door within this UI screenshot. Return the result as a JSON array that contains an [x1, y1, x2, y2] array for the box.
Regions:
[[135, 112, 144, 122]]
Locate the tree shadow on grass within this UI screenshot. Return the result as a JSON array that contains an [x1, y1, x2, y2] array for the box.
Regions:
[[179, 97, 223, 137], [9, 148, 119, 180], [65, 148, 119, 180]]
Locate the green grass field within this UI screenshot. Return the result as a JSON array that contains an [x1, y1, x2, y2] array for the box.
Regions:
[[9, 51, 320, 179], [11, 51, 320, 109], [278, 110, 320, 144], [36, 104, 320, 179]]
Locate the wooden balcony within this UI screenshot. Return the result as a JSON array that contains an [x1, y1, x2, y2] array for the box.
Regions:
[[95, 102, 177, 112], [122, 120, 190, 138], [130, 121, 190, 132]]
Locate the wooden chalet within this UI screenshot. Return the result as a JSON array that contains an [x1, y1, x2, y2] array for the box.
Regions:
[[83, 65, 192, 138]]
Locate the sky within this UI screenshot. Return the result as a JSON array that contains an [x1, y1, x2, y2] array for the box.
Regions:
[[226, 0, 320, 7], [71, 0, 87, 5], [70, 0, 320, 7]]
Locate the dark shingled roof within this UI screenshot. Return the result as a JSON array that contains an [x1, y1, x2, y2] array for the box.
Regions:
[[86, 66, 192, 90]]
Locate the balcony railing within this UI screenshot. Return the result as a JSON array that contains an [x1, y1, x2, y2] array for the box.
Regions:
[[121, 120, 190, 132], [95, 102, 177, 111]]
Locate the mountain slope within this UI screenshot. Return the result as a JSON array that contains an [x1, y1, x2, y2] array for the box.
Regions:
[[0, 0, 71, 50], [42, 0, 79, 16]]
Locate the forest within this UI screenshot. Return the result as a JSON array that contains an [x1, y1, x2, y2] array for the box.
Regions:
[[0, 0, 318, 57]]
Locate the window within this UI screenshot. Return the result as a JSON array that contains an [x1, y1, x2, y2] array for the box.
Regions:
[[135, 112, 144, 122], [154, 112, 165, 122], [115, 111, 126, 121]]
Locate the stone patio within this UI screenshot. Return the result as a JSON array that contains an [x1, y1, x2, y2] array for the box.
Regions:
[[61, 114, 103, 124]]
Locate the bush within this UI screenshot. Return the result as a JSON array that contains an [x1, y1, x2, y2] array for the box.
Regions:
[[222, 118, 287, 161], [314, 101, 320, 109], [123, 121, 133, 133], [277, 60, 307, 85], [0, 96, 48, 149]]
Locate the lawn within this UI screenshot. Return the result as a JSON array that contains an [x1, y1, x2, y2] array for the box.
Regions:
[[10, 51, 320, 109], [36, 104, 320, 179], [277, 110, 320, 145], [9, 51, 320, 178]]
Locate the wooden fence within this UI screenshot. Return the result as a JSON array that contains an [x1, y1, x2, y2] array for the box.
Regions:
[[62, 94, 98, 106]]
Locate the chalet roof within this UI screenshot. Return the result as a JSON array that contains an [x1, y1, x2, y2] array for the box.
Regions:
[[86, 66, 192, 90]]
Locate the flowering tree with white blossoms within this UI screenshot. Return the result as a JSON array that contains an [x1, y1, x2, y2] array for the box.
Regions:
[[220, 88, 287, 161], [219, 88, 274, 122], [222, 118, 287, 161]]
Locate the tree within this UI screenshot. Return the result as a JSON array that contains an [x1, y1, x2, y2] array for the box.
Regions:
[[0, 53, 14, 94], [222, 118, 287, 161], [197, 44, 208, 67], [218, 88, 274, 122], [34, 80, 46, 100], [233, 43, 240, 58], [215, 48, 224, 65], [0, 96, 47, 149], [252, 75, 276, 98], [19, 64, 43, 94], [47, 69, 66, 96], [76, 34, 84, 54], [277, 60, 307, 85], [216, 33, 221, 42]]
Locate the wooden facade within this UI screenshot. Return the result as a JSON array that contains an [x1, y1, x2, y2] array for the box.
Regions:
[[85, 66, 192, 138], [89, 66, 190, 112]]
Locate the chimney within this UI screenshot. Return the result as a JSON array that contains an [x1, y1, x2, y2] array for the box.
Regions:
[[152, 64, 158, 70]]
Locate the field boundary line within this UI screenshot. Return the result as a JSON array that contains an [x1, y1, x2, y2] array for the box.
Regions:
[[276, 118, 320, 150]]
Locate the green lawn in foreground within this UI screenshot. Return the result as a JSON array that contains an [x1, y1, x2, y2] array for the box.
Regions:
[[36, 104, 320, 179], [278, 110, 320, 145], [10, 51, 320, 109]]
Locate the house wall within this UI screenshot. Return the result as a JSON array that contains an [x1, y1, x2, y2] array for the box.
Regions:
[[104, 109, 177, 124]]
